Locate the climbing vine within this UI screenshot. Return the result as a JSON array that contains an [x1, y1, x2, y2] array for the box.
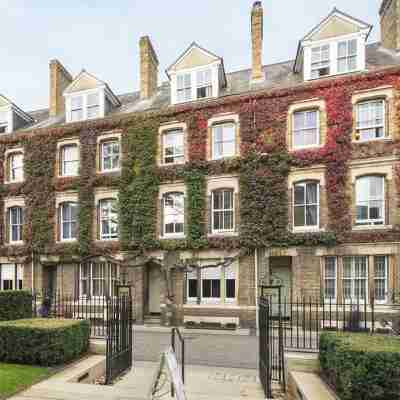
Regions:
[[0, 67, 399, 258]]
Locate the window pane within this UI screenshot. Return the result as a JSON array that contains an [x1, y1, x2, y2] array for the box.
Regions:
[[71, 96, 83, 109], [202, 280, 211, 298], [212, 280, 221, 298], [294, 206, 305, 227], [87, 93, 99, 106], [226, 279, 235, 298], [306, 205, 318, 226], [294, 184, 305, 205], [306, 183, 318, 204], [188, 279, 197, 298]]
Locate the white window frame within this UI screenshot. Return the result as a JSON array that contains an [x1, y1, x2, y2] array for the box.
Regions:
[[356, 100, 386, 142], [337, 38, 358, 74], [293, 181, 320, 231], [162, 192, 185, 238], [292, 110, 320, 149], [186, 269, 198, 304], [304, 33, 366, 81], [196, 69, 213, 100], [0, 264, 22, 291], [211, 189, 235, 234], [162, 129, 184, 165], [99, 198, 119, 241], [79, 262, 119, 298], [176, 73, 192, 103], [201, 267, 222, 305], [342, 256, 369, 303], [355, 176, 385, 226], [171, 63, 220, 105], [100, 140, 120, 172], [66, 89, 104, 123], [211, 122, 236, 160], [8, 152, 24, 183], [310, 44, 331, 79], [60, 202, 78, 242], [60, 144, 79, 177], [374, 255, 388, 304], [9, 206, 23, 244], [324, 257, 337, 302]]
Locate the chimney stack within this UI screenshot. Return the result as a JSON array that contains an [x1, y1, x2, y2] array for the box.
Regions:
[[251, 1, 264, 81], [139, 36, 159, 100], [49, 59, 73, 117], [380, 0, 400, 51]]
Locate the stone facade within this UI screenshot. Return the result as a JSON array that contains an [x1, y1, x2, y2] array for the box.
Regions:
[[49, 59, 72, 117]]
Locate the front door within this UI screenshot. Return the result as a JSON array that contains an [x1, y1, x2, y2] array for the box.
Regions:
[[269, 257, 292, 317], [148, 265, 161, 314]]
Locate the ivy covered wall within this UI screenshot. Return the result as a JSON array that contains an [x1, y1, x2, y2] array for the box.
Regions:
[[0, 67, 399, 258]]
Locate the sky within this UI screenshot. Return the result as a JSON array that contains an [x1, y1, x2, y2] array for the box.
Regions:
[[0, 0, 382, 111]]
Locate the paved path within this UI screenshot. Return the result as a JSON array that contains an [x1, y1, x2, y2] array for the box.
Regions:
[[9, 357, 274, 400], [133, 330, 259, 369]]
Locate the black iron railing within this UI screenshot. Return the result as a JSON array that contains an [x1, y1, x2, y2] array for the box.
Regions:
[[259, 294, 285, 398], [264, 296, 398, 351], [171, 327, 185, 397], [32, 292, 135, 339], [105, 295, 133, 384]]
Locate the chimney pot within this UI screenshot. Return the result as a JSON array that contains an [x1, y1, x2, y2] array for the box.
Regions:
[[49, 59, 72, 117], [251, 1, 264, 82], [139, 36, 159, 100]]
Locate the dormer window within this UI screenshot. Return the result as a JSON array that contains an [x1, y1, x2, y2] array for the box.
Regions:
[[0, 96, 34, 134], [166, 43, 226, 105], [311, 45, 330, 79], [63, 70, 120, 124], [294, 9, 372, 81], [337, 39, 357, 74]]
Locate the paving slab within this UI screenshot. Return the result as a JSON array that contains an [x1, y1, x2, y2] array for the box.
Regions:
[[116, 361, 266, 400], [8, 357, 269, 400]]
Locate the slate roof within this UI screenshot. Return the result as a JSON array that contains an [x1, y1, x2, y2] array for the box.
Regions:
[[24, 42, 400, 131]]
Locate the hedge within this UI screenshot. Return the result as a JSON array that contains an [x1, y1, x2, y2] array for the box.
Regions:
[[320, 332, 400, 400], [0, 318, 90, 366], [0, 290, 33, 321]]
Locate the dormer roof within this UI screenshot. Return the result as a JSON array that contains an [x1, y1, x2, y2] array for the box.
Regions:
[[165, 42, 227, 86], [63, 70, 121, 107], [0, 94, 34, 123], [294, 8, 373, 72]]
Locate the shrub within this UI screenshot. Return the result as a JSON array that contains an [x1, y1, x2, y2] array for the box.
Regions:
[[320, 332, 400, 400], [0, 290, 32, 321], [0, 318, 90, 366]]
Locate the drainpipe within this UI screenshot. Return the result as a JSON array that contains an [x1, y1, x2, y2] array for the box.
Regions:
[[255, 248, 259, 333], [31, 251, 34, 293]]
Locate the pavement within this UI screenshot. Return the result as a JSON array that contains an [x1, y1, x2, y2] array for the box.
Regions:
[[133, 329, 259, 369], [8, 357, 273, 400]]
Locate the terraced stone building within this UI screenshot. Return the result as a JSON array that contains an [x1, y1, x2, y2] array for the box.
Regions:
[[1, 1, 400, 328]]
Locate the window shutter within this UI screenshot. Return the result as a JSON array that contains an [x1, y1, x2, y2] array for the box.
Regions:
[[160, 197, 164, 237], [196, 268, 201, 305], [99, 143, 103, 171], [74, 264, 80, 300], [5, 157, 10, 182], [234, 193, 239, 232], [5, 208, 10, 244], [207, 195, 212, 234], [57, 206, 61, 242], [97, 202, 101, 240], [59, 148, 63, 176]]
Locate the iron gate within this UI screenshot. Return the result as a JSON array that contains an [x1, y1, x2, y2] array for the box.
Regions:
[[259, 286, 285, 398], [105, 295, 133, 384]]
